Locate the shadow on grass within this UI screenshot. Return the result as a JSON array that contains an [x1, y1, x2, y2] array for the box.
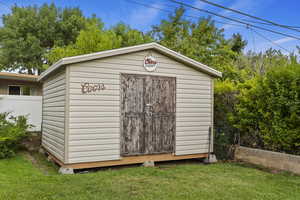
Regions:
[[231, 160, 299, 177]]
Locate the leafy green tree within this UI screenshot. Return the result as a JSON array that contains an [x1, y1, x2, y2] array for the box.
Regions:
[[151, 8, 191, 53], [0, 3, 89, 74], [46, 21, 122, 64], [112, 23, 153, 47], [235, 49, 293, 78], [229, 33, 247, 54], [47, 22, 153, 64]]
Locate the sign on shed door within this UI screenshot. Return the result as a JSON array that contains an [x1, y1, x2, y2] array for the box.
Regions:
[[121, 74, 176, 156]]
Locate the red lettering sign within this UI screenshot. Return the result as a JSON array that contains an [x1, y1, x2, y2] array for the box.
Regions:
[[144, 55, 158, 72]]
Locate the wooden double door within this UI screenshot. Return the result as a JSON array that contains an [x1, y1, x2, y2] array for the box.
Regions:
[[121, 74, 176, 156]]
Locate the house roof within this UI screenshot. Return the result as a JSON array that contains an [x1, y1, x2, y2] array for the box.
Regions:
[[0, 72, 39, 82], [38, 42, 222, 81]]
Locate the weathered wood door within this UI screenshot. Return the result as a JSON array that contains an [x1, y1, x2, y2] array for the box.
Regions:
[[121, 74, 176, 156]]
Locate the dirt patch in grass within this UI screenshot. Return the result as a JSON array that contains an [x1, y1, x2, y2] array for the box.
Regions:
[[22, 151, 58, 175]]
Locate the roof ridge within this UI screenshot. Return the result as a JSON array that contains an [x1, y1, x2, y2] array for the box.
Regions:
[[38, 42, 221, 81]]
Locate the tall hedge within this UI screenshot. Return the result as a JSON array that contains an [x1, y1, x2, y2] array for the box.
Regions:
[[233, 64, 300, 154]]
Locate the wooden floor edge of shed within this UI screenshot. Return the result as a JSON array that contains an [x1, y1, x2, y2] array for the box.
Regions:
[[45, 150, 208, 169]]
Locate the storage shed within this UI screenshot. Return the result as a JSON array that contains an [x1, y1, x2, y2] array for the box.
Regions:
[[38, 43, 222, 171]]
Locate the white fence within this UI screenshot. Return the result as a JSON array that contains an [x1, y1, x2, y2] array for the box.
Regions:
[[0, 95, 42, 131]]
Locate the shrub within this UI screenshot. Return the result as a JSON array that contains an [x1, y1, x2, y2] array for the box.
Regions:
[[233, 64, 300, 154], [0, 112, 32, 159], [213, 79, 239, 160]]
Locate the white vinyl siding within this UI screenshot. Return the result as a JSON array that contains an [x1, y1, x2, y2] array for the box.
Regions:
[[42, 70, 66, 162], [67, 50, 213, 163]]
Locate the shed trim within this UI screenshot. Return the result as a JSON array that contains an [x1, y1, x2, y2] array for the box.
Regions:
[[64, 66, 70, 163], [38, 43, 222, 81], [0, 72, 38, 82]]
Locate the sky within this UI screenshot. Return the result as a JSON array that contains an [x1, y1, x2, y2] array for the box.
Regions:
[[0, 0, 300, 54]]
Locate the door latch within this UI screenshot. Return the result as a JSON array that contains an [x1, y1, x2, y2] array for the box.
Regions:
[[145, 104, 153, 116]]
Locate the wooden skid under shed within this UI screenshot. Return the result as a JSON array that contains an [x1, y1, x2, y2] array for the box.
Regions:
[[46, 149, 208, 169]]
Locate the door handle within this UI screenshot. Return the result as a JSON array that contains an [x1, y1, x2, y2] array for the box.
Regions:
[[145, 104, 153, 116]]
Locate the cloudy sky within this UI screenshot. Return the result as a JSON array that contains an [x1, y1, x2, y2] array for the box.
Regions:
[[1, 0, 299, 54]]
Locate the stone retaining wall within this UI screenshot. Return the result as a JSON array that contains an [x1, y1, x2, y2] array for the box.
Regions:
[[235, 146, 300, 175]]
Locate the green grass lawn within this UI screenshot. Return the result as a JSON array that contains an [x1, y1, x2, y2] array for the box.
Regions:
[[0, 153, 299, 200]]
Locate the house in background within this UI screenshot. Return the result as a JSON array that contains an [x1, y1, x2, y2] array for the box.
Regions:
[[0, 72, 42, 96], [0, 72, 42, 131]]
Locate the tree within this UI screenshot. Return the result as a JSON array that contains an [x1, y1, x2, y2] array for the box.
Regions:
[[234, 48, 294, 80], [47, 22, 153, 64], [112, 23, 153, 47], [229, 33, 247, 54], [46, 20, 122, 64], [0, 3, 90, 74], [151, 7, 240, 80], [151, 7, 191, 53]]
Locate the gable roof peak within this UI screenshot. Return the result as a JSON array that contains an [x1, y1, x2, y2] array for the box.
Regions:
[[38, 42, 221, 81]]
